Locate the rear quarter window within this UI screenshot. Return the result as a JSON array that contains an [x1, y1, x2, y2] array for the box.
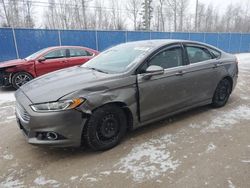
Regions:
[[69, 49, 93, 57], [208, 48, 221, 58], [186, 46, 213, 64]]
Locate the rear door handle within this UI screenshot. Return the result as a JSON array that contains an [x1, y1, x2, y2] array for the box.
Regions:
[[175, 71, 185, 76]]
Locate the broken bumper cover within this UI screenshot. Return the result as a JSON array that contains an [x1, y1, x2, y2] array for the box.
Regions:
[[15, 90, 88, 147], [0, 70, 11, 87]]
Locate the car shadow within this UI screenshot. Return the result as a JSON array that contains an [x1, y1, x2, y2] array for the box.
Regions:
[[0, 86, 16, 92], [126, 104, 212, 139]]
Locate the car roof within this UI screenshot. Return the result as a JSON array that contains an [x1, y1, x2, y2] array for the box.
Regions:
[[45, 46, 89, 50], [121, 39, 223, 52]]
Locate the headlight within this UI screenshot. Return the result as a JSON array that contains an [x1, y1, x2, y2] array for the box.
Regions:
[[30, 98, 85, 112]]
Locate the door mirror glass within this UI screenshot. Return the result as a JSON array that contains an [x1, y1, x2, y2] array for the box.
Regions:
[[38, 57, 46, 62]]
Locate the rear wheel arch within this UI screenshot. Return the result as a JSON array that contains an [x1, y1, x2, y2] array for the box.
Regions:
[[223, 76, 233, 93], [213, 75, 233, 94], [212, 77, 232, 108]]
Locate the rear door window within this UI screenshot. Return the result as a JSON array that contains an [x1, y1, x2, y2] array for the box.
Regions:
[[69, 49, 92, 57], [186, 46, 213, 64]]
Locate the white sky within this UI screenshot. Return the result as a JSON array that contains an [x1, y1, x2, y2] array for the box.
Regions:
[[189, 0, 250, 13], [34, 0, 250, 28]]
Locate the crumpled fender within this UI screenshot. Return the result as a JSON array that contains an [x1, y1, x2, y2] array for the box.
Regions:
[[62, 75, 139, 127]]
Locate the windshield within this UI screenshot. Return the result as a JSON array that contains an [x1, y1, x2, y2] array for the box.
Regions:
[[81, 43, 153, 73], [25, 48, 47, 61]]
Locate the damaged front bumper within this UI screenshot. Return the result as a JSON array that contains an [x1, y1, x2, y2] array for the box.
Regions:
[[0, 69, 11, 87], [15, 89, 88, 147]]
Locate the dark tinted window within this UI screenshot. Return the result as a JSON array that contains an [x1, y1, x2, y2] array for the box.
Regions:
[[148, 47, 183, 69], [186, 46, 213, 64], [44, 49, 66, 59], [69, 49, 92, 57]]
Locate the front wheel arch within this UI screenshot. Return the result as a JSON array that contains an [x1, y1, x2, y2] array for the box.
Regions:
[[11, 71, 34, 89], [82, 103, 128, 151], [89, 101, 134, 131]]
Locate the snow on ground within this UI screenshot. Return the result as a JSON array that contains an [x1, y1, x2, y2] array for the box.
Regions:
[[115, 134, 180, 182], [0, 169, 25, 188], [227, 179, 236, 188], [206, 143, 217, 153], [237, 53, 250, 71], [33, 176, 60, 187], [0, 88, 16, 125], [201, 105, 250, 133], [0, 90, 15, 104]]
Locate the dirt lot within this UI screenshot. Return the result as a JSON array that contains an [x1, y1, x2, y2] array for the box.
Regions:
[[0, 54, 249, 188]]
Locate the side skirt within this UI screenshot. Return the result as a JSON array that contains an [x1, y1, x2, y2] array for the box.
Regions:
[[133, 99, 212, 130]]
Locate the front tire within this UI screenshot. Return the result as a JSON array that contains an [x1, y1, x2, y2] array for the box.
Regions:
[[12, 72, 33, 89], [83, 104, 127, 151], [212, 78, 232, 108]]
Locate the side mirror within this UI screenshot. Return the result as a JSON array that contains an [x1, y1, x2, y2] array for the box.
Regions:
[[38, 57, 46, 62], [146, 65, 164, 74], [142, 65, 164, 80]]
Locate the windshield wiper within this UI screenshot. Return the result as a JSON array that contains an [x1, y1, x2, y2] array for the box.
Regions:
[[85, 67, 108, 74]]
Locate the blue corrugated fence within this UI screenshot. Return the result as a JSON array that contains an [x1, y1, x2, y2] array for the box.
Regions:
[[1, 28, 250, 62]]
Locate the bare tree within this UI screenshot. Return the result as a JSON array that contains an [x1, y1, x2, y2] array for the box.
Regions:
[[140, 0, 153, 30], [177, 0, 189, 31], [126, 0, 141, 30], [80, 0, 92, 29], [110, 0, 126, 30], [158, 0, 165, 31], [90, 0, 112, 30], [1, 0, 10, 27], [44, 0, 57, 29], [166, 0, 177, 31], [22, 0, 34, 28], [195, 1, 205, 31], [0, 0, 22, 27]]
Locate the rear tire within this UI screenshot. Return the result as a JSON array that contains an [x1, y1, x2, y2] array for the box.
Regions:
[[83, 104, 127, 151], [12, 72, 33, 89], [212, 78, 232, 108]]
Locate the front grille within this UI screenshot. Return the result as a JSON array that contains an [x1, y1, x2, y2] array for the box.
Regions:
[[18, 121, 29, 136], [16, 102, 30, 123]]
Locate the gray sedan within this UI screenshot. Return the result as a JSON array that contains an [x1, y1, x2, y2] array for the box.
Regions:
[[15, 40, 238, 151]]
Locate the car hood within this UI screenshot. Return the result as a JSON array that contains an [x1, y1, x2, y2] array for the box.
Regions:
[[0, 59, 26, 68], [19, 66, 124, 103]]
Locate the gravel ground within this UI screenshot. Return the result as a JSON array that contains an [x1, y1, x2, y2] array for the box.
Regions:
[[0, 54, 249, 188]]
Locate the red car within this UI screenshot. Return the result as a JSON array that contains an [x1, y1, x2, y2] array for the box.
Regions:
[[0, 46, 99, 89]]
